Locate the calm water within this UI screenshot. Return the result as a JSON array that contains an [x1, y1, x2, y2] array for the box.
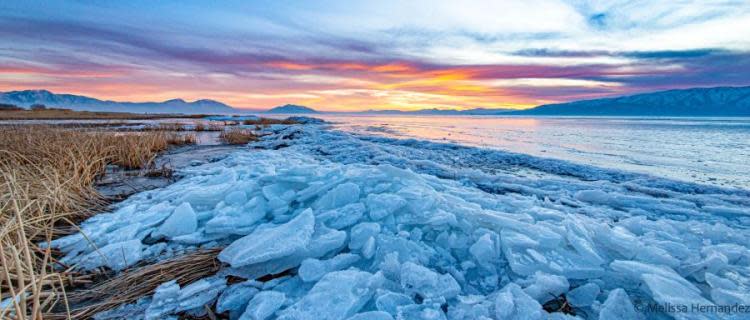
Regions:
[[316, 115, 750, 190]]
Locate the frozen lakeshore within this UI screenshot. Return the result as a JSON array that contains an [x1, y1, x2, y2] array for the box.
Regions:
[[43, 123, 750, 319]]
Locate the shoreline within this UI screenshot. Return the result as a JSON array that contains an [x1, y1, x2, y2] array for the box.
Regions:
[[95, 143, 244, 201]]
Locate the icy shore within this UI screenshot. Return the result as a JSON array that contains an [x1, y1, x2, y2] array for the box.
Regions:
[[45, 124, 750, 319]]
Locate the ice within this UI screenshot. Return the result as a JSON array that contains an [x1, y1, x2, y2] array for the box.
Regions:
[[51, 124, 750, 319], [77, 239, 142, 271], [146, 280, 181, 319], [318, 202, 366, 229], [494, 283, 545, 320], [177, 276, 226, 311], [375, 292, 413, 316], [279, 269, 377, 320], [314, 182, 361, 210], [400, 262, 460, 299], [346, 311, 394, 320], [366, 193, 407, 220], [144, 276, 226, 319], [350, 222, 381, 250], [218, 209, 315, 267], [396, 304, 447, 320], [566, 283, 600, 307], [469, 233, 498, 269], [598, 289, 640, 320], [299, 253, 361, 282], [216, 281, 259, 315], [522, 272, 569, 303], [240, 291, 286, 320], [154, 202, 198, 239]]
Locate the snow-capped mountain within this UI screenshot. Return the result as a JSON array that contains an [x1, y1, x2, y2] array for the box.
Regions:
[[265, 104, 319, 114], [516, 86, 750, 116], [0, 90, 238, 114]]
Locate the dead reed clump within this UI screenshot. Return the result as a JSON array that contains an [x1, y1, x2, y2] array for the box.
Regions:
[[242, 118, 298, 126], [0, 126, 196, 319], [51, 248, 222, 319], [219, 128, 258, 145]]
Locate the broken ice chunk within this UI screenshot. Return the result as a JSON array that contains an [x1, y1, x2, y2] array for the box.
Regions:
[[397, 304, 447, 320], [642, 273, 715, 316], [146, 280, 181, 320], [318, 202, 366, 229], [362, 236, 377, 260], [279, 269, 376, 320], [350, 222, 381, 250], [523, 272, 569, 304], [376, 291, 413, 316], [177, 276, 226, 312], [240, 291, 286, 320], [469, 233, 498, 269], [216, 281, 259, 315], [366, 193, 407, 220], [224, 190, 248, 206], [314, 182, 361, 210], [77, 239, 142, 271], [400, 262, 460, 300], [566, 283, 600, 307], [219, 209, 315, 267], [155, 202, 197, 239], [494, 283, 544, 320], [299, 253, 361, 282], [346, 311, 394, 320], [598, 289, 641, 320]]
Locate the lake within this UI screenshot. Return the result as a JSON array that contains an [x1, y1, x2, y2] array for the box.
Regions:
[[315, 115, 750, 190]]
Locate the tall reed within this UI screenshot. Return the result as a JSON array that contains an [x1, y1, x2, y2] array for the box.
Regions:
[[0, 126, 195, 319]]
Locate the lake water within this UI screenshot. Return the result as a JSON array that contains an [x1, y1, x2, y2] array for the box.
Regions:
[[315, 115, 750, 190]]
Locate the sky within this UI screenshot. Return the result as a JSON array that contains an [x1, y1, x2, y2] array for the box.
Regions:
[[1, 1, 750, 111]]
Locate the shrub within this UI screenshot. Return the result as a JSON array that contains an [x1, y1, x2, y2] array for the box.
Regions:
[[219, 128, 258, 145]]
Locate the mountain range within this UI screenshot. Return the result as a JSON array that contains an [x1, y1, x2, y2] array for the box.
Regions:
[[0, 90, 237, 114], [2, 86, 750, 116], [514, 86, 750, 116]]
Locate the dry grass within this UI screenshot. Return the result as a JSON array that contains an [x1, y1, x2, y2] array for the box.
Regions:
[[0, 126, 196, 319], [50, 249, 222, 319], [0, 109, 208, 120], [192, 122, 225, 132], [218, 128, 258, 145]]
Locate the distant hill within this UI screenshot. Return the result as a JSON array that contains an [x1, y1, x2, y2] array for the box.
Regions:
[[515, 86, 750, 116], [265, 104, 319, 114], [0, 90, 238, 114]]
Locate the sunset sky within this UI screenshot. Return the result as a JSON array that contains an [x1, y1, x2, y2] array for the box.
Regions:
[[1, 1, 750, 111]]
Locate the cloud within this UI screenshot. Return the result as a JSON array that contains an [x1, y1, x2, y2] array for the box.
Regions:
[[1, 1, 749, 111]]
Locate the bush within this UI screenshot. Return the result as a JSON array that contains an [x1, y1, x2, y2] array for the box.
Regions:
[[30, 103, 47, 110], [219, 128, 258, 145]]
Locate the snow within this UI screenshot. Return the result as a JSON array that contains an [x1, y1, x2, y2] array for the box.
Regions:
[[47, 124, 750, 319]]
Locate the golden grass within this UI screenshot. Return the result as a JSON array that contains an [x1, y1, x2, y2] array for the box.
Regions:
[[0, 109, 208, 120], [242, 118, 297, 126], [218, 127, 258, 145], [0, 126, 196, 319]]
